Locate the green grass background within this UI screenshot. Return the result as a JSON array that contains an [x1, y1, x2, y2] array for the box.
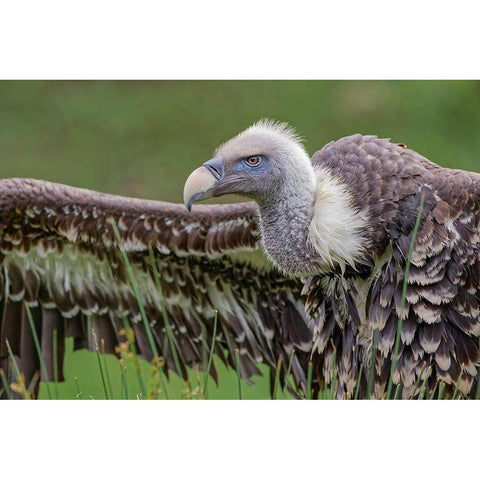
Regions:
[[1, 80, 479, 399]]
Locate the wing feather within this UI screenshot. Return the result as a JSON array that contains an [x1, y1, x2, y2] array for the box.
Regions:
[[0, 178, 312, 398], [369, 184, 480, 398]]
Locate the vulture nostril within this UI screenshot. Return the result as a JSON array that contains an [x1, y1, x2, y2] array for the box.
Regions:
[[203, 156, 224, 180], [208, 165, 221, 177]]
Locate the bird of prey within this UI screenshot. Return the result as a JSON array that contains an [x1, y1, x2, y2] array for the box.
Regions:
[[1, 120, 479, 399]]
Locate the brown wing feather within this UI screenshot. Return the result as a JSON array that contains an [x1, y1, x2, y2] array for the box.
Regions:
[[369, 184, 480, 398], [0, 178, 312, 398]]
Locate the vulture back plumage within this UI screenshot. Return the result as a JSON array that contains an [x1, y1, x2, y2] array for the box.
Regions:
[[306, 135, 480, 398]]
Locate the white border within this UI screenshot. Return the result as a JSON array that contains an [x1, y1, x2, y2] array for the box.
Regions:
[[1, 400, 478, 478], [1, 1, 479, 79]]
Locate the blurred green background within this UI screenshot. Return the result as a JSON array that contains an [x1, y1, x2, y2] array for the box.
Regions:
[[1, 80, 479, 399]]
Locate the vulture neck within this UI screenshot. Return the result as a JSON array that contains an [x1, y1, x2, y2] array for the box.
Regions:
[[257, 167, 320, 276], [258, 165, 368, 276]]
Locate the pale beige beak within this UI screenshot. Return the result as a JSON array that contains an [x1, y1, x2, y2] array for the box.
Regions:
[[183, 166, 218, 211]]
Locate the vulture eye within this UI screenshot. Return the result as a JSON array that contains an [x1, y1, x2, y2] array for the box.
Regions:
[[245, 155, 263, 167]]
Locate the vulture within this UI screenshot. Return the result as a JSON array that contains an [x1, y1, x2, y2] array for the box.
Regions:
[[1, 119, 480, 399]]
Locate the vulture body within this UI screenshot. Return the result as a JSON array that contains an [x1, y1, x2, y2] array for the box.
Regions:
[[2, 120, 480, 399]]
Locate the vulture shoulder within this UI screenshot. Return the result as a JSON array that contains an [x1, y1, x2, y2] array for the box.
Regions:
[[0, 178, 311, 398], [306, 134, 480, 398]]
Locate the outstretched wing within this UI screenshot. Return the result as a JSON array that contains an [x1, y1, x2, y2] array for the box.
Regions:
[[0, 178, 312, 398]]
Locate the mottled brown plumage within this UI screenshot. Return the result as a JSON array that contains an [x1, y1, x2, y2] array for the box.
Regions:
[[300, 135, 480, 398], [0, 178, 310, 398]]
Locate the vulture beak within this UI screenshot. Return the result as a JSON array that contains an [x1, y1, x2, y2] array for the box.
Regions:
[[183, 156, 225, 211]]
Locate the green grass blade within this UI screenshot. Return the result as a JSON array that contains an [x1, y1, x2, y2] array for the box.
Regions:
[[74, 376, 83, 399], [202, 310, 218, 398], [200, 324, 208, 399], [438, 382, 446, 400], [306, 361, 313, 400], [0, 369, 13, 400], [393, 381, 402, 400], [100, 339, 114, 400], [354, 364, 364, 400], [452, 376, 461, 399], [94, 334, 109, 400], [429, 379, 441, 400], [367, 332, 378, 399], [234, 349, 242, 400], [24, 303, 52, 400], [53, 328, 59, 399], [119, 358, 128, 399], [410, 361, 428, 399], [281, 349, 296, 399], [417, 374, 430, 400], [476, 343, 480, 398], [26, 371, 40, 398], [272, 355, 283, 400], [136, 355, 151, 398], [386, 190, 425, 399]]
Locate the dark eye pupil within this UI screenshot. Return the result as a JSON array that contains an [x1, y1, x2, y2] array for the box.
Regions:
[[248, 156, 259, 164]]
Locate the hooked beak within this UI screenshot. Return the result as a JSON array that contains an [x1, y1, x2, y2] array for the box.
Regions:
[[183, 156, 225, 211]]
